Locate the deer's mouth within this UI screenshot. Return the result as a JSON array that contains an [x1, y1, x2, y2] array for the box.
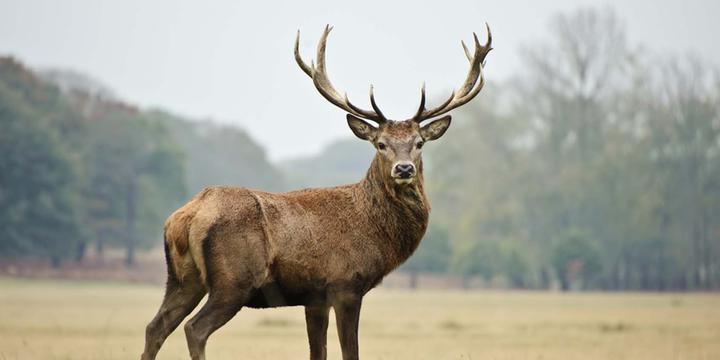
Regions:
[[393, 177, 415, 185]]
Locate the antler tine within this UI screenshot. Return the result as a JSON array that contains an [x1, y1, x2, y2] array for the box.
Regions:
[[461, 41, 472, 62], [456, 32, 484, 98], [369, 85, 387, 120], [294, 30, 313, 77], [412, 82, 427, 120], [344, 92, 380, 120], [295, 25, 386, 124], [484, 22, 493, 51], [410, 24, 493, 123]]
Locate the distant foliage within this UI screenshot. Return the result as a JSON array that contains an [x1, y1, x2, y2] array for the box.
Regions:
[[0, 66, 82, 264], [150, 111, 287, 194], [551, 230, 602, 290], [281, 138, 374, 188], [399, 224, 452, 288], [71, 94, 186, 265], [0, 59, 283, 266], [429, 7, 720, 290]]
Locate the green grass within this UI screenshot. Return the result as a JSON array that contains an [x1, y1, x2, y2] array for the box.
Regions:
[[1, 277, 719, 359]]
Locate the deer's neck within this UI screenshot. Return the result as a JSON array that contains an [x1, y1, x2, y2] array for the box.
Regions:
[[358, 155, 430, 270]]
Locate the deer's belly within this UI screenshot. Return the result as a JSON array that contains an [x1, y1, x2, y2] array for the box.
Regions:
[[244, 269, 385, 308], [244, 282, 326, 308]]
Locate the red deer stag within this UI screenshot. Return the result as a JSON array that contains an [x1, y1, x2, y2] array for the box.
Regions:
[[141, 24, 492, 360]]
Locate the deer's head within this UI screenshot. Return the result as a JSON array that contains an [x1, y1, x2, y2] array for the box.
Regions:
[[295, 25, 492, 185]]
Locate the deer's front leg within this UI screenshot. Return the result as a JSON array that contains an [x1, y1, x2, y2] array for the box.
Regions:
[[305, 305, 330, 360], [334, 295, 362, 360]]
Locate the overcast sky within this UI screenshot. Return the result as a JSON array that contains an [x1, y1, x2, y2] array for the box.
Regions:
[[1, 0, 718, 161]]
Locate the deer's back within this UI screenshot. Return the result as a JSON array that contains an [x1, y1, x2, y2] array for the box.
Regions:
[[164, 185, 389, 302]]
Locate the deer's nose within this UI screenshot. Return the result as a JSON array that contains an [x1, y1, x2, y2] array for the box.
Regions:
[[394, 163, 416, 179]]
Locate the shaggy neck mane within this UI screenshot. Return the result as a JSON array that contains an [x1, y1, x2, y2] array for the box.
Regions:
[[357, 154, 430, 270]]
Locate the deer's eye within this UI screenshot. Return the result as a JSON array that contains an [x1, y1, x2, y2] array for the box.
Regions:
[[378, 142, 386, 150], [416, 141, 424, 149]]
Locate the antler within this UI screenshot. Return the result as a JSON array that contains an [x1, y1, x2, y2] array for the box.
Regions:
[[295, 25, 387, 124], [409, 23, 493, 123]]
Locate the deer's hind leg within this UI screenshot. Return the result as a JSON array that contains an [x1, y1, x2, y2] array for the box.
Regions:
[[184, 224, 267, 360], [183, 289, 249, 360], [142, 245, 206, 360]]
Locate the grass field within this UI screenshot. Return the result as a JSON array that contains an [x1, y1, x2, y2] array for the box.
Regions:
[[1, 277, 719, 359]]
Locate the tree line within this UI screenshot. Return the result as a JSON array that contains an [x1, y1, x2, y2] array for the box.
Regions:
[[1, 7, 718, 291], [0, 58, 283, 266], [427, 8, 720, 291]]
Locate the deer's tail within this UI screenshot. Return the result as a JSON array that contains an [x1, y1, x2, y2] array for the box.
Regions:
[[163, 204, 207, 288]]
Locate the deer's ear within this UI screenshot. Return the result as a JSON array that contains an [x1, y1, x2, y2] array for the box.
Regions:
[[347, 114, 378, 141], [420, 115, 451, 141]]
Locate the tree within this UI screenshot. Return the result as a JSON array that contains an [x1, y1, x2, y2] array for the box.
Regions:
[[452, 240, 501, 289], [0, 59, 83, 265], [151, 110, 287, 194], [400, 225, 451, 289], [643, 57, 720, 289], [498, 242, 529, 288], [551, 230, 602, 291], [76, 96, 185, 266]]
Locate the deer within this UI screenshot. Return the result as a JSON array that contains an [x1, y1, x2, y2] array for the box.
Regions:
[[141, 24, 492, 360]]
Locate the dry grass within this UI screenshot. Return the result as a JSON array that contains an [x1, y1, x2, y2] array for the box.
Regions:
[[0, 277, 719, 359]]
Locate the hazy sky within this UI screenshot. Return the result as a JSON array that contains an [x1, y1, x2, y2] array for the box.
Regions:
[[1, 0, 718, 160]]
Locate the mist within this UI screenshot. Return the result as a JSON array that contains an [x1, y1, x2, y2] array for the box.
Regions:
[[1, 0, 718, 160]]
